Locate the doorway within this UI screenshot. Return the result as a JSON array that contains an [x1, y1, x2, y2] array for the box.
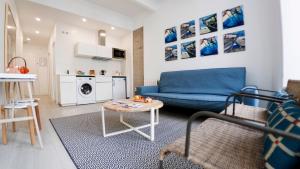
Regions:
[[133, 27, 144, 92]]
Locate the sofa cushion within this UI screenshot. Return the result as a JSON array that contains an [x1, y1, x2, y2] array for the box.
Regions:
[[159, 67, 246, 95], [144, 93, 232, 112], [144, 93, 230, 102], [264, 101, 300, 169]]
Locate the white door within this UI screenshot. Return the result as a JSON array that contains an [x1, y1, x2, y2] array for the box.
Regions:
[[23, 44, 49, 96], [112, 78, 126, 99]]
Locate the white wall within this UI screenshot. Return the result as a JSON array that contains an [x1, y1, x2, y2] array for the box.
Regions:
[[281, 0, 300, 86], [23, 43, 49, 95], [54, 23, 124, 75], [137, 0, 283, 90]]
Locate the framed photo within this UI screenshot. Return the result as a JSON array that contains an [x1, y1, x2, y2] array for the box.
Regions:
[[224, 30, 245, 53], [200, 14, 218, 35], [180, 20, 195, 39], [181, 41, 196, 59], [165, 27, 177, 44], [223, 5, 244, 29], [165, 45, 178, 61], [200, 36, 218, 57]]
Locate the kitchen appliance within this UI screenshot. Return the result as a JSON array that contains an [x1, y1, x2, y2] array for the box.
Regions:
[[112, 48, 126, 59], [112, 76, 127, 99], [76, 75, 96, 104]]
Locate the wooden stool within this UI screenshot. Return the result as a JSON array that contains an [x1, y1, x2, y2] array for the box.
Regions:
[[1, 104, 37, 145], [12, 98, 42, 132]]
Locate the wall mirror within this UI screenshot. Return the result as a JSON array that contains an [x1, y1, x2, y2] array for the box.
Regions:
[[4, 4, 17, 70]]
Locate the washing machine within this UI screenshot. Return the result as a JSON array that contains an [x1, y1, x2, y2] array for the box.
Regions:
[[76, 75, 96, 105]]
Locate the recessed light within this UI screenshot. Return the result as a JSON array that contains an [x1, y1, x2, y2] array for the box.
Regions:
[[111, 26, 115, 30], [26, 38, 31, 41], [82, 18, 87, 22], [100, 32, 106, 37], [35, 30, 40, 34], [35, 17, 41, 21]]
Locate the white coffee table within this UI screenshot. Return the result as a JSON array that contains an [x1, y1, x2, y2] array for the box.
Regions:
[[101, 99, 163, 141]]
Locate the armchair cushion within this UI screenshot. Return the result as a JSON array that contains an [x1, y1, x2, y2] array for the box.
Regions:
[[264, 101, 300, 169], [266, 90, 290, 115]]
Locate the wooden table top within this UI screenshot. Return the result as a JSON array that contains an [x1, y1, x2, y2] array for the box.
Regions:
[[102, 99, 163, 112]]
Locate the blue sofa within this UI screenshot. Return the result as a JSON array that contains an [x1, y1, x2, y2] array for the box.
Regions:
[[136, 67, 258, 112]]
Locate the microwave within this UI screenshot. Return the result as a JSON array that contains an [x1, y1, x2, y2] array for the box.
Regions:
[[113, 48, 126, 59]]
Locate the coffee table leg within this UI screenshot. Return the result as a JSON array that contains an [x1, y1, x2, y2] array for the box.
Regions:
[[150, 108, 155, 141], [155, 109, 159, 124], [101, 106, 106, 137]]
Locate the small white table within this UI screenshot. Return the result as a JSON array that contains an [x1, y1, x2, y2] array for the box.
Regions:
[[0, 73, 43, 148], [101, 100, 163, 141]]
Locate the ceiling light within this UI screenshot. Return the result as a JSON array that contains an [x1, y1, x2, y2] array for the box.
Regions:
[[6, 25, 16, 29], [35, 17, 41, 21], [111, 26, 115, 30], [26, 38, 31, 41], [35, 30, 40, 34], [82, 18, 87, 22], [100, 32, 106, 37]]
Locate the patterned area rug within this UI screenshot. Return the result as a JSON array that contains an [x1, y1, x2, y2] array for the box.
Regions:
[[50, 110, 202, 169]]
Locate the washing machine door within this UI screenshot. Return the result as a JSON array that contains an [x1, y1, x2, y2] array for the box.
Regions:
[[78, 82, 93, 97]]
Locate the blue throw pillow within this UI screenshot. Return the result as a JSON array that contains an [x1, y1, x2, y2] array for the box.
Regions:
[[266, 90, 290, 115], [264, 101, 300, 169]]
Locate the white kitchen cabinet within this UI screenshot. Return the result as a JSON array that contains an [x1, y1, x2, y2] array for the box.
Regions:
[[58, 75, 77, 106], [75, 42, 112, 60], [112, 76, 127, 100], [96, 76, 112, 102]]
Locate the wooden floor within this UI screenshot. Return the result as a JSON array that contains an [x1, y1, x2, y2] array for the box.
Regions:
[[0, 96, 103, 169]]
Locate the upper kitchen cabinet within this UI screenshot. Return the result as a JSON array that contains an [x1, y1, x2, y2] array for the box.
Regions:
[[75, 43, 112, 60]]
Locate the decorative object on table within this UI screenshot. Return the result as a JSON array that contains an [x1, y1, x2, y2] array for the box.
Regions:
[[100, 69, 106, 75], [66, 70, 70, 74], [89, 70, 95, 76], [165, 45, 178, 61], [77, 70, 85, 75], [200, 36, 218, 57], [6, 56, 29, 74], [132, 95, 153, 103], [200, 13, 218, 35], [224, 30, 246, 53], [223, 5, 244, 29], [181, 41, 196, 59], [180, 20, 195, 39], [164, 27, 177, 44]]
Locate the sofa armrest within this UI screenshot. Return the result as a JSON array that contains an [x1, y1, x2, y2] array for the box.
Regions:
[[241, 86, 259, 106], [184, 111, 300, 158], [135, 86, 159, 95]]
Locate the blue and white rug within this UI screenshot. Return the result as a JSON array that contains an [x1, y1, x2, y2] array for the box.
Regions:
[[50, 110, 202, 169]]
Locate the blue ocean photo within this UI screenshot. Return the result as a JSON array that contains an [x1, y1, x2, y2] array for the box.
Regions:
[[165, 27, 177, 44], [180, 20, 195, 39], [200, 36, 218, 56], [181, 41, 196, 59], [224, 30, 245, 53], [200, 14, 218, 35], [223, 6, 244, 29], [165, 45, 178, 61]]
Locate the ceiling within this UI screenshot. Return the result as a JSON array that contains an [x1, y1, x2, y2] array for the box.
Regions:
[[87, 0, 163, 17], [15, 0, 134, 45]]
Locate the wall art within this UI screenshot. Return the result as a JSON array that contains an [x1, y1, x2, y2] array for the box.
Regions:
[[223, 5, 244, 29], [180, 20, 195, 39], [165, 27, 177, 44], [224, 30, 245, 53], [200, 36, 218, 56], [165, 45, 178, 61], [181, 41, 196, 59], [200, 14, 218, 35]]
